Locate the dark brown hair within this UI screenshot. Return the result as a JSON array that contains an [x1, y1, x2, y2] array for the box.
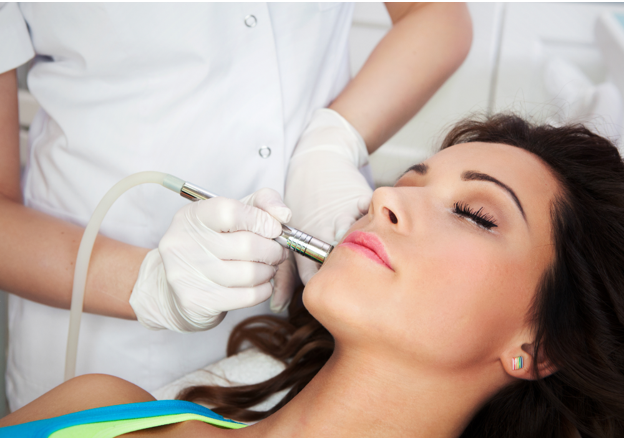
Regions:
[[178, 114, 624, 437]]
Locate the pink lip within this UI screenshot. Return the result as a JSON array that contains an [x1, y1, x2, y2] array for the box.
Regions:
[[337, 231, 393, 271]]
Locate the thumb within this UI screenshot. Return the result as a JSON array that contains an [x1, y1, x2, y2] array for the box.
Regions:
[[333, 213, 356, 245], [241, 188, 292, 224], [270, 254, 300, 313], [332, 194, 372, 244], [356, 193, 372, 215]]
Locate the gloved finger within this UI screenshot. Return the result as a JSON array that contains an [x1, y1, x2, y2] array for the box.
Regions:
[[295, 253, 321, 285], [190, 197, 283, 239], [270, 254, 299, 313], [218, 283, 275, 311], [332, 196, 369, 244], [193, 230, 289, 266], [357, 193, 373, 215], [201, 260, 279, 288], [240, 188, 292, 224], [333, 213, 357, 245], [170, 278, 274, 313]]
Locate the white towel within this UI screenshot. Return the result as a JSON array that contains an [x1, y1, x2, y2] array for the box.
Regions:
[[544, 57, 624, 154], [152, 348, 288, 414]]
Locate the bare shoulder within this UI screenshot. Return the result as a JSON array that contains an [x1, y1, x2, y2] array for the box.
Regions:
[[0, 374, 155, 428]]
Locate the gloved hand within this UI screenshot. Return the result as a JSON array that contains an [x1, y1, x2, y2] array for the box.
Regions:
[[129, 188, 291, 332], [281, 108, 373, 295]]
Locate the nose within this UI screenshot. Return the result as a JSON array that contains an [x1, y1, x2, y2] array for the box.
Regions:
[[369, 187, 402, 227]]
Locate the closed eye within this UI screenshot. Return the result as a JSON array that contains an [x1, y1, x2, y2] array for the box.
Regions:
[[453, 202, 498, 230]]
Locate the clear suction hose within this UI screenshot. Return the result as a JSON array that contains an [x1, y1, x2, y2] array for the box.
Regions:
[[64, 171, 179, 381], [65, 173, 333, 381]]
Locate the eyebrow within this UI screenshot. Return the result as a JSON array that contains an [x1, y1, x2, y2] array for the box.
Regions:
[[403, 164, 527, 221], [403, 163, 429, 175], [462, 171, 526, 220]]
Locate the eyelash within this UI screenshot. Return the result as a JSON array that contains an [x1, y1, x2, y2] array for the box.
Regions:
[[453, 202, 498, 230]]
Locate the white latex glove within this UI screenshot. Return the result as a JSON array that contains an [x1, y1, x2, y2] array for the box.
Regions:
[[283, 108, 373, 288], [129, 188, 291, 332], [269, 252, 300, 313]]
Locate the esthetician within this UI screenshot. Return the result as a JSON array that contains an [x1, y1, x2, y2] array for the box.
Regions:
[[0, 2, 472, 410]]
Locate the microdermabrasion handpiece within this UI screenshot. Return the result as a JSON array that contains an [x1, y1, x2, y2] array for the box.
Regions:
[[176, 180, 334, 264]]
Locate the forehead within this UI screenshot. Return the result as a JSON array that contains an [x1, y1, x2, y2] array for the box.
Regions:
[[412, 142, 558, 189], [434, 142, 555, 174]]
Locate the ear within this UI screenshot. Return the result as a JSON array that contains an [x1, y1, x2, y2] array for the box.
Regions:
[[501, 341, 558, 380]]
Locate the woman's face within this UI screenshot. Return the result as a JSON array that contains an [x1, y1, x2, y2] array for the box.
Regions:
[[304, 142, 560, 372]]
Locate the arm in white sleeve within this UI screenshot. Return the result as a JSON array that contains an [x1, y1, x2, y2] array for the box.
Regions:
[[0, 3, 35, 74]]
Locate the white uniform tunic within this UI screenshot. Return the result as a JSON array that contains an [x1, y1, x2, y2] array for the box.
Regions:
[[0, 2, 353, 411]]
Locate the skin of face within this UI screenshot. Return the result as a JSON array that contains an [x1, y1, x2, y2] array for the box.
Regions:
[[303, 142, 560, 376]]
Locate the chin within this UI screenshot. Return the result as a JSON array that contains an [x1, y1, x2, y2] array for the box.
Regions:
[[301, 265, 333, 326], [302, 254, 374, 340]]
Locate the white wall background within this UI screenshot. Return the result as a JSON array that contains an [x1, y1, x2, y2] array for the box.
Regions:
[[351, 2, 624, 186]]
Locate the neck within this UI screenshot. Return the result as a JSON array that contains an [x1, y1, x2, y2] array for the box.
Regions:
[[232, 345, 505, 438]]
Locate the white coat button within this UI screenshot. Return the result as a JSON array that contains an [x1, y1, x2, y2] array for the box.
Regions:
[[258, 145, 271, 158], [244, 15, 257, 28]]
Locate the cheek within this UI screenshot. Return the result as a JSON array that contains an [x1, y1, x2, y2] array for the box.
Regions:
[[303, 225, 547, 372], [391, 235, 536, 366]]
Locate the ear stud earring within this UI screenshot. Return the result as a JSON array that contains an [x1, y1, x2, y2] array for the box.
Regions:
[[512, 356, 524, 370]]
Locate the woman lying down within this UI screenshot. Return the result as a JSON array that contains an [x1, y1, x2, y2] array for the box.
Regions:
[[1, 114, 622, 438]]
